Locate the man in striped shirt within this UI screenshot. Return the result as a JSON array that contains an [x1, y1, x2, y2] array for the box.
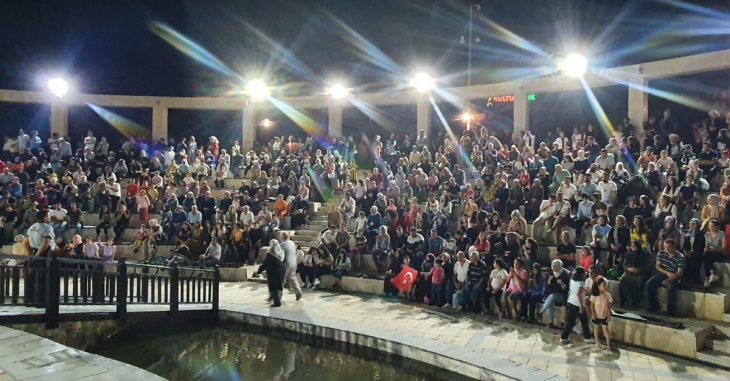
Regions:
[[645, 238, 685, 314]]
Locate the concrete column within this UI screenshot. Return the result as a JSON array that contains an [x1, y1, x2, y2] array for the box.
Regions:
[[152, 106, 168, 142], [416, 99, 431, 138], [628, 77, 649, 137], [328, 105, 343, 138], [50, 101, 69, 138], [513, 92, 530, 134], [242, 104, 256, 152]]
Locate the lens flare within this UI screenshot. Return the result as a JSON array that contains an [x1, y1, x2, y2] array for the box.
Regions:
[[48, 78, 69, 98], [246, 80, 271, 100], [86, 103, 149, 139], [559, 53, 589, 78], [410, 73, 436, 92], [328, 84, 350, 99]]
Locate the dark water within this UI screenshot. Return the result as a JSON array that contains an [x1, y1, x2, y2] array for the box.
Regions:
[[87, 322, 463, 381]]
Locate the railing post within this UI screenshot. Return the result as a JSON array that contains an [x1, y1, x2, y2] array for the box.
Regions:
[[141, 266, 149, 303], [45, 256, 60, 330], [116, 258, 128, 325], [212, 265, 220, 322], [169, 263, 179, 322], [92, 262, 104, 304], [22, 261, 30, 306]]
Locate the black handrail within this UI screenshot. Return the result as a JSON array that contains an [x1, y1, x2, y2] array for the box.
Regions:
[[0, 255, 220, 329]]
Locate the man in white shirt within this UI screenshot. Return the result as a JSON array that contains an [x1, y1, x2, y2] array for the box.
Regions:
[[164, 146, 175, 167], [28, 211, 55, 256], [239, 205, 254, 227], [84, 131, 97, 152], [596, 173, 618, 207], [445, 251, 469, 309], [594, 149, 615, 172], [320, 225, 338, 255], [339, 193, 356, 219], [560, 177, 578, 205], [533, 194, 571, 243], [280, 232, 302, 300], [17, 130, 29, 153], [49, 203, 68, 238]]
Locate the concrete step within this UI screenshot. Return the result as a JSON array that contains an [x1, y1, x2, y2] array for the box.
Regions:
[[715, 262, 730, 288], [706, 337, 730, 356], [62, 228, 140, 243], [82, 213, 162, 227], [695, 350, 730, 369]]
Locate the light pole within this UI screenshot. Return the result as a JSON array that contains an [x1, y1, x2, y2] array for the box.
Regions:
[[465, 4, 481, 86]]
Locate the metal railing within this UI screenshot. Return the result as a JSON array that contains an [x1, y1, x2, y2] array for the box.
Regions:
[[0, 256, 220, 329]]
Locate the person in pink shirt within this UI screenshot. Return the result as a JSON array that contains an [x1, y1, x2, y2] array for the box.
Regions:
[[424, 257, 445, 307], [136, 190, 151, 225], [590, 276, 613, 350], [501, 257, 528, 319]]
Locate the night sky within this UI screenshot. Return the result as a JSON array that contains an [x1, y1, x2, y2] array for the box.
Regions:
[[1, 0, 729, 145]]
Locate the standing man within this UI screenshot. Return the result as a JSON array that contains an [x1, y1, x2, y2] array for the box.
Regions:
[[26, 211, 55, 303], [279, 232, 303, 301], [27, 211, 55, 257]]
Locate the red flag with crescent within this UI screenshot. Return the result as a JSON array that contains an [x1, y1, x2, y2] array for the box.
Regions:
[[390, 265, 419, 292]]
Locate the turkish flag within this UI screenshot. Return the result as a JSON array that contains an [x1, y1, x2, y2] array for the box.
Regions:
[[390, 265, 419, 292]]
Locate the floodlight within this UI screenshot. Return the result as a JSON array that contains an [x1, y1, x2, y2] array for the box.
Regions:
[[559, 53, 588, 78], [246, 80, 271, 100], [410, 72, 436, 92], [48, 78, 69, 98], [329, 84, 350, 99]]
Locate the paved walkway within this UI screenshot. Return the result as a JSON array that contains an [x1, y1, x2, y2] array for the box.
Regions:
[[0, 325, 164, 381], [220, 282, 730, 381]]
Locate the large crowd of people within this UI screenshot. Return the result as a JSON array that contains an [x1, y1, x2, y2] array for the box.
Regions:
[[3, 106, 730, 346]]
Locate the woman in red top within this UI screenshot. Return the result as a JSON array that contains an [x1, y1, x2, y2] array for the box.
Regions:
[[580, 246, 595, 271], [394, 208, 411, 234], [473, 231, 491, 254]]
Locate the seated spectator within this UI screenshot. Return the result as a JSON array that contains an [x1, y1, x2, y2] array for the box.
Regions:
[[331, 249, 351, 289], [339, 192, 355, 219], [198, 236, 221, 269], [646, 238, 684, 314], [320, 225, 337, 256], [618, 240, 650, 307], [540, 259, 570, 328], [555, 231, 577, 269], [483, 257, 508, 315], [703, 219, 725, 287], [520, 263, 545, 323], [501, 257, 528, 319]]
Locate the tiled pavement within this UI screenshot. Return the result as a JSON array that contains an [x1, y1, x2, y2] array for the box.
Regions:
[[0, 281, 728, 380], [219, 281, 730, 381], [0, 325, 165, 381]]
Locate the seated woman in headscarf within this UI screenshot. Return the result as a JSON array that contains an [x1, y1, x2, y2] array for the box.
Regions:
[[256, 239, 285, 307], [618, 240, 651, 308], [683, 218, 705, 285], [654, 216, 682, 254]]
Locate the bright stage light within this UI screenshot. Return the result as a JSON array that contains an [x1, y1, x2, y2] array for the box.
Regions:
[[559, 53, 588, 78], [260, 118, 273, 128], [410, 72, 436, 92], [47, 77, 69, 98], [328, 84, 350, 99], [460, 112, 474, 122], [246, 80, 271, 100]]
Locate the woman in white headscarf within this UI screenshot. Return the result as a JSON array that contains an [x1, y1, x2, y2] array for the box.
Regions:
[[256, 239, 285, 307]]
